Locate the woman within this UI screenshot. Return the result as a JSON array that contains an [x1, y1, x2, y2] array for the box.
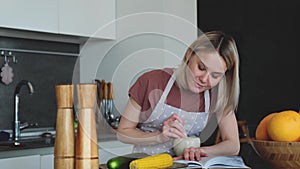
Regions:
[[116, 31, 240, 161]]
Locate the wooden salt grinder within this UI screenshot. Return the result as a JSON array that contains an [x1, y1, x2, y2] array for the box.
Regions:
[[54, 84, 75, 169], [75, 84, 99, 169]]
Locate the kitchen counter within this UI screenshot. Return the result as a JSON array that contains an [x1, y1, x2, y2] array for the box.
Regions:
[[0, 139, 133, 169], [0, 136, 133, 163], [0, 125, 117, 150], [0, 124, 134, 165], [0, 146, 54, 159], [0, 132, 119, 159]]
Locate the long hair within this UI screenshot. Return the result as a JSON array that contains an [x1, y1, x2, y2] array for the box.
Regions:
[[175, 31, 240, 115]]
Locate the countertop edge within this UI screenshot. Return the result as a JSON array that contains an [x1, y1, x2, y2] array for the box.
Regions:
[[0, 138, 132, 159]]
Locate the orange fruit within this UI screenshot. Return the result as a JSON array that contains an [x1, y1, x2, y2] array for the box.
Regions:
[[255, 113, 278, 140], [267, 110, 300, 142]]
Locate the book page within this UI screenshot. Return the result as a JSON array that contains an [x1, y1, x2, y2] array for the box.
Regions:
[[203, 156, 249, 168], [174, 160, 203, 168], [174, 156, 249, 168]]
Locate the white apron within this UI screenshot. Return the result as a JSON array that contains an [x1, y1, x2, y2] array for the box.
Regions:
[[133, 73, 210, 155]]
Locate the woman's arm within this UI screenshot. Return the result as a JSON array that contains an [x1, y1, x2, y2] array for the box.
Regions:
[[201, 111, 240, 155], [116, 98, 164, 145], [117, 98, 186, 146], [177, 111, 240, 161]]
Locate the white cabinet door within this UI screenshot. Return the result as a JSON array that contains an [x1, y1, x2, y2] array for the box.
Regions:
[[59, 0, 116, 39], [0, 0, 58, 33], [41, 154, 54, 169], [0, 155, 40, 169]]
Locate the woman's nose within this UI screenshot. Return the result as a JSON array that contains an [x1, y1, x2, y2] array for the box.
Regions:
[[200, 72, 210, 84]]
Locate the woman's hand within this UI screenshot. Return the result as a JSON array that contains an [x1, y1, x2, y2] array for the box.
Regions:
[[173, 147, 208, 161], [160, 114, 186, 142]]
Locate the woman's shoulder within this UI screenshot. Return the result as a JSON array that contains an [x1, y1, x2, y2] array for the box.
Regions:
[[142, 68, 173, 80], [134, 68, 173, 90]]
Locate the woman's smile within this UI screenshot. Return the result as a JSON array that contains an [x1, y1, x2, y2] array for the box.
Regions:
[[194, 80, 204, 89]]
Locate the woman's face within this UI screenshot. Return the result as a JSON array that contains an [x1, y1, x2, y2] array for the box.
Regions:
[[185, 52, 227, 93]]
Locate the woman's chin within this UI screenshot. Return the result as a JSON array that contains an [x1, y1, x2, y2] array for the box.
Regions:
[[190, 86, 205, 93]]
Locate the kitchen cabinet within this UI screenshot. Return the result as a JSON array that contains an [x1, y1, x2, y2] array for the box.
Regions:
[[0, 154, 53, 169], [59, 0, 116, 39], [41, 154, 54, 169], [0, 0, 115, 39], [0, 155, 40, 169], [0, 0, 58, 33]]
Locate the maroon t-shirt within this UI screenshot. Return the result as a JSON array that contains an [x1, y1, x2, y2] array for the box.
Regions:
[[129, 68, 205, 122]]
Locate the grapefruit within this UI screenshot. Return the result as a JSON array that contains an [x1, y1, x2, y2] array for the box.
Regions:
[[255, 113, 277, 140], [267, 110, 300, 142]]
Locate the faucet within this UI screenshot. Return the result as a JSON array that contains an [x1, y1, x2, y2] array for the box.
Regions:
[[13, 80, 34, 145]]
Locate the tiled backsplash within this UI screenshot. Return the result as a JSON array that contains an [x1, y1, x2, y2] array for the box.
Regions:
[[0, 36, 78, 130]]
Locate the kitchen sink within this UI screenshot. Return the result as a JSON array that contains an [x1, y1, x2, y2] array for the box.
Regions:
[[0, 137, 55, 151], [0, 127, 55, 151]]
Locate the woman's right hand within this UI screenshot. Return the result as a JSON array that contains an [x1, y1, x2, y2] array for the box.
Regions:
[[160, 114, 186, 142]]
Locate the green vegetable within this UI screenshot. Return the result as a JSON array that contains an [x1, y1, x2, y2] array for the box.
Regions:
[[106, 153, 149, 169], [107, 156, 137, 169]]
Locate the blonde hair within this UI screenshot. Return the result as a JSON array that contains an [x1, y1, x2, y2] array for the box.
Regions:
[[175, 31, 240, 115]]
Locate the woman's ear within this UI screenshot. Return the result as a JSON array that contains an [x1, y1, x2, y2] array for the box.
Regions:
[[183, 48, 193, 62]]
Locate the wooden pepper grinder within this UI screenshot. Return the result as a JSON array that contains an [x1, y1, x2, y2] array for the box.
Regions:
[[75, 84, 99, 169], [54, 84, 75, 169]]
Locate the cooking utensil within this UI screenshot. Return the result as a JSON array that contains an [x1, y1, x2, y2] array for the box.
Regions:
[[95, 79, 107, 119], [95, 79, 106, 112], [103, 82, 108, 119], [95, 79, 102, 109], [107, 82, 121, 128], [95, 80, 120, 128], [107, 82, 115, 122]]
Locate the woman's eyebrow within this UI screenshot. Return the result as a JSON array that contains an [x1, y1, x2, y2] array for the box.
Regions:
[[198, 59, 225, 75]]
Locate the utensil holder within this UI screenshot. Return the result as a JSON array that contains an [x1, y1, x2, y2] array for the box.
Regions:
[[75, 84, 99, 169], [54, 84, 75, 169]]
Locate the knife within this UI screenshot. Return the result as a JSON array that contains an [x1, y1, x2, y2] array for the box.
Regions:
[[103, 82, 108, 120], [95, 79, 103, 110], [107, 82, 114, 122]]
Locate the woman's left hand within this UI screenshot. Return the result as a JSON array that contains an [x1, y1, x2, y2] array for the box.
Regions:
[[173, 147, 208, 161]]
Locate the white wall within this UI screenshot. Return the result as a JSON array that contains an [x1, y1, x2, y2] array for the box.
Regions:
[[79, 0, 198, 114]]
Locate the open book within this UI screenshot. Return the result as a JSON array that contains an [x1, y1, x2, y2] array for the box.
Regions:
[[174, 156, 250, 168]]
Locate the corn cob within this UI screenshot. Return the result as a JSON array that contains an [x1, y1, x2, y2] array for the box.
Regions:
[[106, 153, 148, 169], [129, 153, 173, 169]]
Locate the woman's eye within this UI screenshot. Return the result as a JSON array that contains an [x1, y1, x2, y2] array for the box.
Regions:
[[211, 73, 223, 79], [198, 64, 206, 71], [211, 75, 219, 79]]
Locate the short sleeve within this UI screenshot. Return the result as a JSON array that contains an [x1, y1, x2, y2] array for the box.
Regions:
[[128, 69, 172, 113], [128, 74, 150, 110]]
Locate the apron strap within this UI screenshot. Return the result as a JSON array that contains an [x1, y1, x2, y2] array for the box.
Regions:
[[159, 73, 176, 102], [159, 72, 210, 112], [204, 90, 210, 112]]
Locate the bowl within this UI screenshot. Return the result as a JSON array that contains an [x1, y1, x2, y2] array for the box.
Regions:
[[173, 137, 201, 157], [252, 140, 300, 169]]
